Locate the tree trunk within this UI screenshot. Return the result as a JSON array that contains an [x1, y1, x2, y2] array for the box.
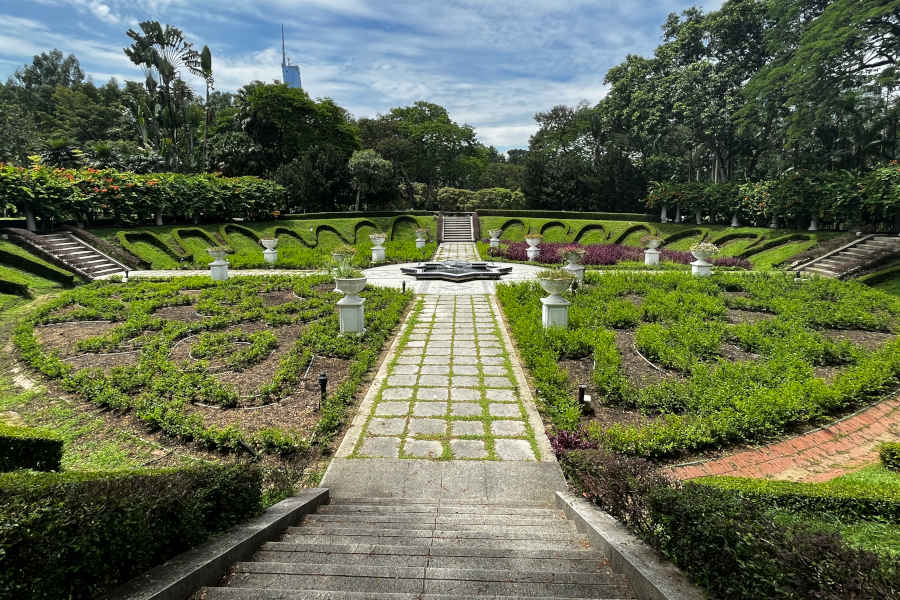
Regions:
[[354, 187, 361, 212], [155, 208, 163, 227], [202, 83, 209, 171], [25, 207, 36, 232]]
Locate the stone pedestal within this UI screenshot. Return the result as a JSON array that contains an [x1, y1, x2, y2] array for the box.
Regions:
[[526, 246, 540, 261], [371, 246, 386, 262], [644, 248, 660, 266], [808, 216, 818, 232], [691, 259, 712, 277], [695, 210, 702, 225], [210, 260, 229, 281], [564, 263, 585, 282], [415, 239, 426, 249], [337, 295, 366, 334], [769, 216, 778, 229], [730, 213, 740, 228], [489, 237, 500, 249], [263, 249, 278, 264], [660, 204, 668, 223], [541, 296, 570, 329]]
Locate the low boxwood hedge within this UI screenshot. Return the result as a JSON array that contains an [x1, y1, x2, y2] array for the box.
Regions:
[[0, 463, 261, 600], [0, 424, 62, 472], [476, 209, 654, 221], [694, 475, 899, 523], [882, 442, 900, 471]]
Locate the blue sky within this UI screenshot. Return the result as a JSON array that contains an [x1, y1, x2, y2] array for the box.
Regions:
[[1, 1, 722, 151]]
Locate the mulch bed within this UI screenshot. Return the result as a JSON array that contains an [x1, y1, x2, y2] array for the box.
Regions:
[[725, 308, 775, 324], [34, 321, 118, 357], [821, 328, 896, 351], [153, 304, 209, 322], [168, 321, 279, 377], [261, 290, 297, 307], [63, 351, 140, 371]]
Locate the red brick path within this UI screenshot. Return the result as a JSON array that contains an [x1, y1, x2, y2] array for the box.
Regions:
[[669, 398, 900, 483]]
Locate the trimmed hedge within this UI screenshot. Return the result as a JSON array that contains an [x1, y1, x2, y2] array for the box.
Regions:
[[560, 450, 897, 600], [0, 464, 261, 600], [0, 424, 62, 472], [695, 475, 899, 523], [281, 210, 433, 219], [0, 280, 29, 297], [478, 209, 654, 221], [0, 248, 75, 285], [882, 442, 900, 471]]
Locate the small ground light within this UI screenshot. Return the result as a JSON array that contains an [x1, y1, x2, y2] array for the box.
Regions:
[[318, 372, 328, 410], [402, 281, 406, 293], [577, 384, 586, 404]]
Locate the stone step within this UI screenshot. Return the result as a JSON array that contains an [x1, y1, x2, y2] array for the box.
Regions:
[[317, 503, 561, 517], [205, 588, 620, 600], [225, 562, 631, 598], [257, 542, 600, 561], [292, 521, 575, 536], [328, 497, 553, 508], [284, 525, 579, 542], [280, 533, 586, 551], [303, 513, 568, 528]]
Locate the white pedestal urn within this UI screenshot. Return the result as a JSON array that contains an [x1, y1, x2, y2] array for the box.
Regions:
[[690, 243, 718, 277], [643, 237, 662, 267], [525, 236, 542, 261], [561, 247, 586, 282], [660, 204, 668, 223], [261, 238, 278, 265], [695, 210, 702, 225], [730, 213, 740, 228], [537, 273, 572, 329], [488, 229, 502, 249], [335, 276, 367, 334], [414, 229, 428, 249], [370, 233, 386, 263], [207, 247, 229, 281], [769, 215, 778, 229], [808, 216, 818, 232]]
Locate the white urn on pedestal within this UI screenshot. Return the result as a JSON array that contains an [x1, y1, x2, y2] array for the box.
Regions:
[[207, 247, 229, 281], [260, 238, 278, 265], [769, 215, 778, 229], [695, 209, 703, 225], [335, 275, 367, 334], [488, 229, 502, 249], [370, 233, 386, 263], [808, 216, 818, 232], [537, 272, 573, 329], [644, 237, 662, 266], [689, 242, 718, 277], [730, 213, 740, 228], [525, 236, 542, 261], [414, 229, 428, 249], [561, 247, 586, 282]]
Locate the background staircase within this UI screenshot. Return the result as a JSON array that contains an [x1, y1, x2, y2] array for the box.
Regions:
[[441, 214, 475, 242], [794, 234, 900, 279], [203, 497, 636, 599], [30, 232, 126, 279]]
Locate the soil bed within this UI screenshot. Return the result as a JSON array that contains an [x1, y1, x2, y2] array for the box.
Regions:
[[153, 304, 208, 322], [821, 329, 896, 351], [725, 308, 775, 324], [261, 290, 296, 307], [34, 321, 118, 357], [64, 350, 140, 371]]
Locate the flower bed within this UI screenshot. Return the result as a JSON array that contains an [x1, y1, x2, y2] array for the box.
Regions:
[[484, 240, 751, 269]]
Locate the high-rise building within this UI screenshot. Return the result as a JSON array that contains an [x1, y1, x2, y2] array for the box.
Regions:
[[281, 25, 301, 89]]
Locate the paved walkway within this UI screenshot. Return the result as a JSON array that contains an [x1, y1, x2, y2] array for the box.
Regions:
[[433, 241, 480, 261], [669, 397, 900, 482]]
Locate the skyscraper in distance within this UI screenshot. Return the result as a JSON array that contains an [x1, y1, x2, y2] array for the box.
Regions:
[[281, 25, 301, 89]]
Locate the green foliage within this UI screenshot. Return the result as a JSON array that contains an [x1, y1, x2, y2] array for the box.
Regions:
[[0, 464, 261, 599], [882, 442, 900, 472], [0, 424, 62, 472]]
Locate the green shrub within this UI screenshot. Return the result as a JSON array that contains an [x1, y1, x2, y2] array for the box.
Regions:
[[882, 442, 900, 471], [0, 464, 261, 600], [695, 475, 900, 524], [0, 424, 62, 472]]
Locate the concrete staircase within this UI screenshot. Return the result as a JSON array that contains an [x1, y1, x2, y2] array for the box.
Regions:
[[441, 214, 475, 242], [31, 232, 126, 279], [203, 497, 635, 599], [795, 234, 900, 279]]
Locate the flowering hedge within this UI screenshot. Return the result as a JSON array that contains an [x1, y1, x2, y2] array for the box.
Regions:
[[488, 240, 751, 269], [646, 165, 900, 229], [0, 161, 285, 228]]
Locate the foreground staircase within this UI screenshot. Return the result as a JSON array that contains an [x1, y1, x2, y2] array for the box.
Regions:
[[203, 497, 636, 599], [31, 232, 126, 279], [441, 214, 475, 242], [795, 234, 900, 279]]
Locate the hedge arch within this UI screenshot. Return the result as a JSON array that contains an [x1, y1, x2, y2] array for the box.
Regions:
[[222, 223, 261, 243], [314, 224, 352, 246], [709, 232, 760, 246], [613, 224, 653, 245], [119, 231, 185, 262], [573, 223, 607, 243], [354, 219, 380, 242], [660, 228, 705, 248], [389, 215, 419, 241], [273, 227, 312, 247], [498, 219, 526, 240], [539, 220, 569, 238], [172, 228, 224, 255], [739, 234, 811, 259]]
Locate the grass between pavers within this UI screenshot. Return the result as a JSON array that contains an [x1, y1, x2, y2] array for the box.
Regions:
[[351, 295, 539, 461]]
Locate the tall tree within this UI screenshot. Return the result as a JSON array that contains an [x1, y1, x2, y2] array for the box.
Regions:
[[348, 149, 393, 210]]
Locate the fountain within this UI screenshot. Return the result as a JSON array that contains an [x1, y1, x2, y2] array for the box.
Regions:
[[400, 260, 512, 282]]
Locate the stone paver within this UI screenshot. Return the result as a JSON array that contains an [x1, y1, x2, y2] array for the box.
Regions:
[[669, 397, 900, 482], [351, 294, 538, 461]]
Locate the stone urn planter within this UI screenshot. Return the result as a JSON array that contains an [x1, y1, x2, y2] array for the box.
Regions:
[[207, 247, 229, 281], [695, 209, 702, 225], [690, 242, 718, 277], [334, 272, 367, 334], [561, 246, 586, 282], [525, 235, 542, 261], [730, 213, 740, 228], [415, 228, 428, 249], [260, 238, 278, 265], [808, 216, 818, 232], [488, 229, 502, 249], [642, 236, 663, 266], [769, 215, 778, 229], [370, 233, 387, 263], [537, 269, 573, 329], [332, 245, 355, 267]]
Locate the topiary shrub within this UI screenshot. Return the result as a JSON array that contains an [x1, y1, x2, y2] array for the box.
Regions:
[[0, 464, 261, 599], [881, 442, 900, 471], [0, 424, 62, 472]]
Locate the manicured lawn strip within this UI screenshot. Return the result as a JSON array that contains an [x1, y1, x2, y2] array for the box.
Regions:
[[497, 272, 900, 457], [13, 276, 412, 454]]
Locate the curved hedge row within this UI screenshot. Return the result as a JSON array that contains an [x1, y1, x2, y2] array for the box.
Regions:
[[0, 424, 62, 472]]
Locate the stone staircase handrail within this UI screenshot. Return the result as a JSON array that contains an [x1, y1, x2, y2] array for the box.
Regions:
[[791, 234, 877, 274]]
